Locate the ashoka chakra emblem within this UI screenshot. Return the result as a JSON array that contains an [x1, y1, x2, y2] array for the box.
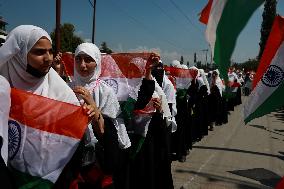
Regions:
[[104, 79, 119, 94], [261, 65, 284, 87], [8, 120, 21, 160]]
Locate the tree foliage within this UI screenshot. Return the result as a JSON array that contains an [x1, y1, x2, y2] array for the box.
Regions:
[[232, 58, 259, 72], [180, 56, 184, 65], [100, 42, 113, 54], [258, 0, 277, 60], [50, 23, 83, 53]]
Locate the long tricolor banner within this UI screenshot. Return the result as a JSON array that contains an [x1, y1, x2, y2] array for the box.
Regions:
[[62, 52, 196, 94], [164, 65, 195, 90], [244, 16, 284, 124], [9, 88, 88, 188], [101, 53, 151, 102]]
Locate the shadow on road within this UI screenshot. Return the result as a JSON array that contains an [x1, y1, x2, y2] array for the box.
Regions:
[[229, 168, 282, 188], [175, 169, 269, 189], [274, 129, 284, 132], [271, 108, 284, 122], [193, 146, 284, 161], [248, 124, 284, 137]]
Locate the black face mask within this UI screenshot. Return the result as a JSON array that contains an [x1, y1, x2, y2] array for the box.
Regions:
[[26, 63, 49, 78], [152, 67, 164, 87]]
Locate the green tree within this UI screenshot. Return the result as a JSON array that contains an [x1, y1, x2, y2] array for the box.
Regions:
[[258, 0, 277, 60], [50, 23, 83, 53], [232, 58, 259, 72], [100, 42, 113, 54], [195, 61, 202, 68], [186, 61, 190, 67], [180, 55, 184, 65]]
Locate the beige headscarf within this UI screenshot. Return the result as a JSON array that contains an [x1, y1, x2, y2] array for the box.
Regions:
[[0, 25, 82, 181], [0, 25, 78, 105]]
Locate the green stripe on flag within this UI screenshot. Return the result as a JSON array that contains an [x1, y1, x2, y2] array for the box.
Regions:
[[214, 0, 264, 80], [245, 81, 284, 124], [11, 168, 53, 189]]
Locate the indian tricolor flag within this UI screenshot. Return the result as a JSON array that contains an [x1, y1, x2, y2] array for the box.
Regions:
[[9, 88, 88, 188], [244, 16, 284, 124], [101, 53, 152, 101], [164, 66, 194, 90], [100, 53, 156, 156], [200, 0, 264, 80], [61, 52, 74, 78]]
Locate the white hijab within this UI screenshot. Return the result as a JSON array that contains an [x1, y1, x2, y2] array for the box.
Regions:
[[74, 43, 130, 149], [74, 43, 120, 119], [211, 69, 225, 97], [199, 69, 210, 93], [0, 25, 78, 105], [162, 74, 177, 132], [0, 76, 10, 165]]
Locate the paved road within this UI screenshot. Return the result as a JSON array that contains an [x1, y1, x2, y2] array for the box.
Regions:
[[172, 97, 284, 189]]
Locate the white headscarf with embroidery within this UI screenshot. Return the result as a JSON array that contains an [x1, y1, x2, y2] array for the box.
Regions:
[[74, 43, 130, 149]]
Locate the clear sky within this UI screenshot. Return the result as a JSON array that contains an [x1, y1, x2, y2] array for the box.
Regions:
[[1, 0, 284, 66]]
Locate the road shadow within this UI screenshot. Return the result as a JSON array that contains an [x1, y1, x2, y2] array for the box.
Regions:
[[249, 124, 284, 137], [175, 169, 270, 189], [274, 129, 284, 133], [271, 136, 284, 142], [229, 168, 281, 188], [193, 146, 284, 161], [271, 108, 284, 122]]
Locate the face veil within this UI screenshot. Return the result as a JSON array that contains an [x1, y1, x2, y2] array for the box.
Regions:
[[151, 62, 164, 87]]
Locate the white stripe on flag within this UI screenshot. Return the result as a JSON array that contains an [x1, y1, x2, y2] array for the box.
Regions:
[[244, 42, 284, 120], [206, 0, 227, 56], [9, 119, 79, 183]]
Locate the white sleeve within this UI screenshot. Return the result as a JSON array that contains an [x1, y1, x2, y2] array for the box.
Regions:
[[0, 76, 11, 165]]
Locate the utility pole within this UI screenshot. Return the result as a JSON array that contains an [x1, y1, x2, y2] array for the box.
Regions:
[[201, 49, 208, 64], [91, 0, 97, 43], [55, 0, 63, 75], [55, 0, 61, 54]]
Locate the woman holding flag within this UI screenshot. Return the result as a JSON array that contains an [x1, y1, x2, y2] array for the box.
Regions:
[[0, 25, 99, 188], [71, 42, 131, 189], [128, 54, 174, 189]]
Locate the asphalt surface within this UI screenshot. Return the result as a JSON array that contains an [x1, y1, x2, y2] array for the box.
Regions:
[[172, 97, 284, 189]]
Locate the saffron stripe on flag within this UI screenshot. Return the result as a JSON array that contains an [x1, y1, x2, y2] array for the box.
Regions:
[[10, 88, 88, 139], [253, 15, 284, 89], [199, 0, 213, 24], [206, 0, 264, 80]]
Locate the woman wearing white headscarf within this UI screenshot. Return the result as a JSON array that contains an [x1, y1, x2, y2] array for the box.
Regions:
[[72, 42, 131, 189], [0, 25, 95, 188], [0, 25, 77, 103]]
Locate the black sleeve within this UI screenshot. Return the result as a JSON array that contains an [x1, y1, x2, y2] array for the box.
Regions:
[[168, 103, 173, 113], [199, 85, 208, 97], [134, 78, 155, 110], [100, 116, 120, 174], [0, 138, 13, 189]]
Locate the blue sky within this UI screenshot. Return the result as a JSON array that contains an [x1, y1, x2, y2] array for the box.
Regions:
[[1, 0, 284, 66]]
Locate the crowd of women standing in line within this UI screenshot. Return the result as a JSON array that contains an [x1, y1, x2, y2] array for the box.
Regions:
[[0, 25, 243, 189]]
